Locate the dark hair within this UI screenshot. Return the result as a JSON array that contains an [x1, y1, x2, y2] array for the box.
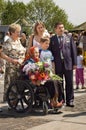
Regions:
[[77, 47, 83, 56], [40, 36, 50, 43], [0, 45, 2, 49], [54, 22, 63, 28]]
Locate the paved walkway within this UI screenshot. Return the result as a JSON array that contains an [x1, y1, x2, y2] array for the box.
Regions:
[[0, 69, 86, 130]]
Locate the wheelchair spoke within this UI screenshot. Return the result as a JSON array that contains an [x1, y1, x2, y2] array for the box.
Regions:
[[7, 80, 34, 112], [14, 99, 19, 108], [9, 97, 17, 101], [10, 90, 17, 95], [20, 99, 25, 109]]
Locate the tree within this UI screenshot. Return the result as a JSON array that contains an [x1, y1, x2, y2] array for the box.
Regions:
[[0, 0, 6, 12], [1, 0, 27, 25], [1, 0, 74, 34], [26, 0, 73, 32], [0, 0, 6, 23]]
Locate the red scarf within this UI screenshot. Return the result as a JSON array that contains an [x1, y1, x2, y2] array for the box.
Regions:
[[24, 46, 40, 62]]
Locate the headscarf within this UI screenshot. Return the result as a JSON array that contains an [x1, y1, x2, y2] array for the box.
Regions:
[[24, 46, 40, 62]]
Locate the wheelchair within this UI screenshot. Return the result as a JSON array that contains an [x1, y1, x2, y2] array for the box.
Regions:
[[6, 72, 62, 114]]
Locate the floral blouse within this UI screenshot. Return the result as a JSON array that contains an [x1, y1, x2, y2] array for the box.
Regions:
[[3, 37, 26, 68], [3, 37, 26, 99]]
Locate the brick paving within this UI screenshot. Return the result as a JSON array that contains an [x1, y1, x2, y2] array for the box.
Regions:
[[0, 68, 86, 130], [0, 114, 51, 130]]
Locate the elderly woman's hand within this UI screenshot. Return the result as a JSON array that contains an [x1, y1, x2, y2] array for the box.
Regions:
[[11, 59, 20, 65], [0, 52, 24, 65]]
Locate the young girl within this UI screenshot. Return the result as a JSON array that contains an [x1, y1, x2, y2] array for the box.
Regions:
[[75, 47, 85, 89]]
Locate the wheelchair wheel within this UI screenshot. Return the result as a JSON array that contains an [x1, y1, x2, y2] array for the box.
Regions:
[[7, 80, 34, 113], [43, 101, 48, 115]]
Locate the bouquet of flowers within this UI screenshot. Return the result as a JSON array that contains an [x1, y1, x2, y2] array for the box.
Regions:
[[22, 61, 62, 86]]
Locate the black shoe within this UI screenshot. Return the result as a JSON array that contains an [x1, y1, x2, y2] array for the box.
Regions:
[[66, 102, 74, 107], [82, 86, 86, 89], [76, 85, 79, 89]]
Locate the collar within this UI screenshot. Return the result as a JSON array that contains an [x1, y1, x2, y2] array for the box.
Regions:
[[57, 35, 64, 38]]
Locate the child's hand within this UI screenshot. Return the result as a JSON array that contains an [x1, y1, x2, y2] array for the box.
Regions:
[[73, 65, 77, 70]]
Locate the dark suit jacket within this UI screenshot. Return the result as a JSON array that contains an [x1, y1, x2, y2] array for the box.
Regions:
[[49, 34, 77, 74]]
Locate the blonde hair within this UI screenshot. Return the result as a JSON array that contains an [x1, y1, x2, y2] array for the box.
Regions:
[[9, 23, 21, 35]]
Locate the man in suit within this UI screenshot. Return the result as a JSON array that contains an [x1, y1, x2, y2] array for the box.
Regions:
[[49, 22, 77, 107]]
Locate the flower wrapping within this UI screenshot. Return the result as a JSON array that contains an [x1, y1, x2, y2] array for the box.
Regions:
[[22, 61, 62, 86]]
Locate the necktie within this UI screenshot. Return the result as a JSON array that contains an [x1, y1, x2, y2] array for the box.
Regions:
[[58, 36, 64, 59], [59, 36, 63, 49]]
